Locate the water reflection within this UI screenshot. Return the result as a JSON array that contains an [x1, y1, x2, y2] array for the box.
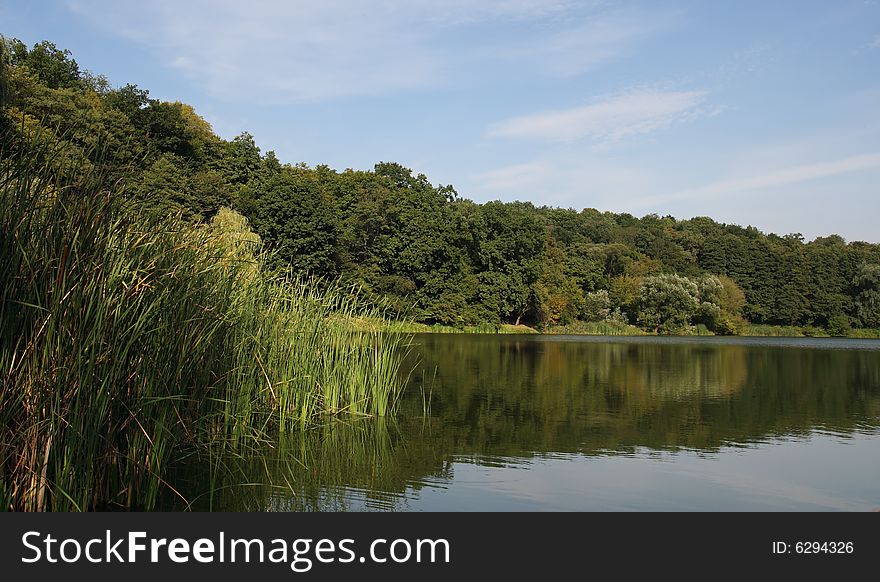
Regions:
[[181, 335, 880, 511], [404, 335, 880, 456]]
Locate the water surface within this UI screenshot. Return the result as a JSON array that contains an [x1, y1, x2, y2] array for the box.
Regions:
[[213, 335, 880, 511]]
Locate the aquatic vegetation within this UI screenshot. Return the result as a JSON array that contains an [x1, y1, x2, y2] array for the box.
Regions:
[[0, 135, 408, 510]]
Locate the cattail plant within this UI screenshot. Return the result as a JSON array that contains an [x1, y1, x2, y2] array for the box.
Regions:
[[0, 128, 409, 511]]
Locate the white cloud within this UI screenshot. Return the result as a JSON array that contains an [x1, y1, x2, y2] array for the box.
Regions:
[[479, 161, 554, 192], [68, 0, 441, 102], [475, 155, 653, 208], [499, 8, 677, 77], [634, 152, 880, 208], [65, 0, 661, 103], [487, 89, 708, 143], [413, 0, 576, 25]]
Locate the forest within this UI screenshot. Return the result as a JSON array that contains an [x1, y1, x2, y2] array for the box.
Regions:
[[3, 37, 879, 336]]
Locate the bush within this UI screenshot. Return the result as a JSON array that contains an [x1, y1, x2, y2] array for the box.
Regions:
[[826, 314, 852, 337]]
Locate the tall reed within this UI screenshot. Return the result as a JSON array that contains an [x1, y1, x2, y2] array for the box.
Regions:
[[0, 132, 408, 511]]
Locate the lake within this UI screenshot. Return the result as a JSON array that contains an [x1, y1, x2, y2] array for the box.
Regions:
[[201, 335, 880, 511]]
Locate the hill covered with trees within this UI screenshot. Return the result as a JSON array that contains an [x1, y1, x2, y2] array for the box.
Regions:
[[2, 36, 879, 335]]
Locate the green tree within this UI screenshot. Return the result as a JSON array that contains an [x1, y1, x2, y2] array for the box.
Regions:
[[130, 154, 192, 217], [565, 243, 607, 294], [638, 274, 700, 334], [188, 170, 233, 221], [827, 314, 852, 337], [582, 290, 611, 322], [0, 36, 11, 110], [141, 101, 208, 161], [248, 168, 340, 275], [532, 237, 584, 326], [853, 263, 880, 328], [217, 132, 263, 186], [471, 202, 545, 324], [20, 40, 81, 89], [714, 275, 746, 334], [693, 274, 723, 331], [0, 36, 11, 138]]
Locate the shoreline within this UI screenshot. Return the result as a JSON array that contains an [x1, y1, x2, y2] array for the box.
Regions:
[[369, 320, 880, 339]]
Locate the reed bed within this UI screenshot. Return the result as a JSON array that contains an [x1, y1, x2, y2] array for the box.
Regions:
[[546, 320, 648, 336], [0, 136, 408, 511]]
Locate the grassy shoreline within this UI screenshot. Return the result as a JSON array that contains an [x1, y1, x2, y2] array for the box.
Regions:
[[359, 318, 880, 339], [0, 137, 409, 511]]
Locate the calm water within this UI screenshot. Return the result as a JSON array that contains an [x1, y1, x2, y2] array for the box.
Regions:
[[207, 335, 880, 511]]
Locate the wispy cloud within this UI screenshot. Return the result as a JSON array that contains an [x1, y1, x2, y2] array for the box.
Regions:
[[487, 89, 709, 143], [634, 152, 880, 208], [479, 161, 554, 193], [476, 155, 653, 208], [414, 0, 576, 25], [68, 0, 443, 102], [485, 6, 676, 77], [65, 0, 656, 103]]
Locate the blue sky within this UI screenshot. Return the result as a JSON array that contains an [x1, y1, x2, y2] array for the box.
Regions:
[[3, 0, 879, 241]]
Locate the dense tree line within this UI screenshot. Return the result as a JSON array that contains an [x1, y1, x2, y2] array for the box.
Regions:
[[2, 37, 879, 334]]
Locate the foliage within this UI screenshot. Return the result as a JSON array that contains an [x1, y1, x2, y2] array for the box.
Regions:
[[826, 314, 852, 337], [245, 167, 340, 275], [582, 290, 612, 322], [637, 274, 700, 334], [0, 138, 407, 510], [853, 263, 880, 328], [3, 36, 879, 336]]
